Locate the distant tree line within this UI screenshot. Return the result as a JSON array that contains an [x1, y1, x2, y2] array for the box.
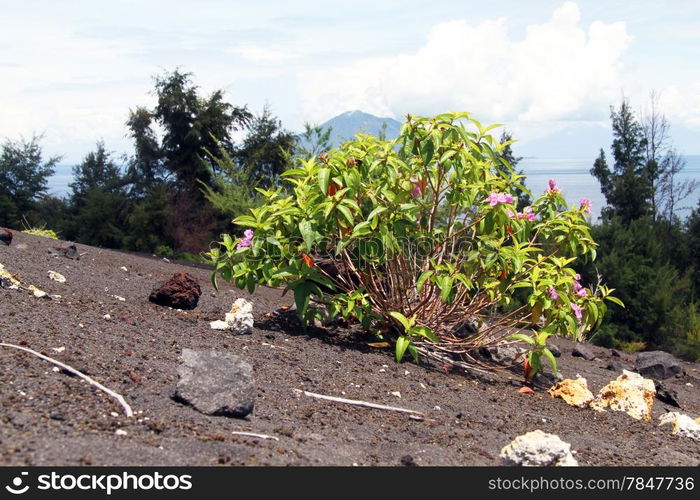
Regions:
[[0, 70, 329, 259]]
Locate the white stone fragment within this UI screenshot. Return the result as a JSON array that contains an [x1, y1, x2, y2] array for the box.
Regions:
[[658, 412, 700, 441], [500, 430, 578, 467], [120, 266, 128, 272], [209, 298, 254, 334], [48, 271, 66, 283]]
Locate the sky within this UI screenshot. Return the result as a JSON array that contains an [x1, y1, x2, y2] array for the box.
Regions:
[[1, 0, 699, 164]]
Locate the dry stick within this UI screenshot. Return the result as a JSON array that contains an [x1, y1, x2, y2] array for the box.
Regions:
[[294, 389, 424, 416], [0, 342, 134, 418], [231, 431, 279, 441]]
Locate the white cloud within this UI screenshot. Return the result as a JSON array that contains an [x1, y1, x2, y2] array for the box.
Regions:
[[299, 2, 632, 124], [659, 84, 700, 128], [229, 44, 298, 63]]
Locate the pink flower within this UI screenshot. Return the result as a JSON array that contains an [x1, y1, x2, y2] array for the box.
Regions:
[[579, 198, 592, 214], [546, 179, 561, 194], [548, 288, 559, 300], [522, 206, 536, 221], [573, 281, 582, 292], [412, 183, 422, 197], [237, 229, 254, 249], [576, 288, 588, 297], [570, 302, 583, 321], [486, 192, 514, 206], [507, 209, 517, 219]]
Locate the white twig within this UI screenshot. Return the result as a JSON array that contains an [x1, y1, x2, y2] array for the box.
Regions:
[[293, 389, 424, 416], [231, 431, 279, 441], [0, 342, 134, 418]]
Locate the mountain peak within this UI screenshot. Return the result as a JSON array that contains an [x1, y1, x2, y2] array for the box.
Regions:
[[319, 110, 402, 147]]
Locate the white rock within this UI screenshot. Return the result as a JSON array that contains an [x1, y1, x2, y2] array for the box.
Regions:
[[209, 320, 230, 330], [103, 314, 111, 320], [500, 429, 578, 467], [48, 271, 66, 283], [32, 289, 48, 298], [120, 266, 128, 272], [113, 295, 126, 302], [658, 412, 700, 441], [114, 429, 128, 436], [209, 298, 254, 334], [51, 346, 65, 353]]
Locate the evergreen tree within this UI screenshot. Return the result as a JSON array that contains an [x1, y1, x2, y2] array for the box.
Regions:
[[67, 142, 129, 247], [0, 135, 60, 227], [295, 122, 333, 159], [235, 106, 296, 189], [591, 99, 652, 224], [498, 131, 531, 210]]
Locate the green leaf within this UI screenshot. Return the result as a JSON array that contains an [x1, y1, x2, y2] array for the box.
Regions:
[[412, 326, 439, 343], [542, 348, 558, 376], [420, 138, 434, 165], [222, 233, 233, 249], [508, 333, 536, 346], [299, 220, 316, 252], [293, 282, 312, 317], [606, 296, 625, 308], [395, 336, 410, 363], [366, 206, 387, 221], [351, 221, 372, 237], [318, 167, 331, 195], [388, 311, 410, 332], [416, 270, 433, 293], [407, 344, 420, 363], [336, 204, 354, 226], [246, 272, 256, 294]]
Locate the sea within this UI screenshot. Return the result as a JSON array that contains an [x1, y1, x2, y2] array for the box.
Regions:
[[46, 156, 700, 222]]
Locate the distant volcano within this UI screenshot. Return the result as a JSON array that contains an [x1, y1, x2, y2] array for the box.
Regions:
[[317, 110, 402, 147]]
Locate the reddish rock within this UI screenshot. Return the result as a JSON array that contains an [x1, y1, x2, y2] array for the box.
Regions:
[[0, 228, 13, 246], [148, 272, 201, 310]]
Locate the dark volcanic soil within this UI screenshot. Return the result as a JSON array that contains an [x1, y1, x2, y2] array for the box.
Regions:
[[1, 231, 700, 466]]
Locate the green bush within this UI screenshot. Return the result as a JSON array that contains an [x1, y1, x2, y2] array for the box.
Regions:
[[209, 112, 619, 375]]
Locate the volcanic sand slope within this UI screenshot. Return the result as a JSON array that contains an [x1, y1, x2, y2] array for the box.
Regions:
[[1, 231, 700, 466]]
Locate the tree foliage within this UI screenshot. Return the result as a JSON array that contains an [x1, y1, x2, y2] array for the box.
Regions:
[[0, 135, 60, 227], [65, 142, 129, 247]]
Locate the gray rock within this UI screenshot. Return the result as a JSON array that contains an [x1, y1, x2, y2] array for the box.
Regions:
[[654, 380, 681, 408], [635, 351, 682, 380], [175, 349, 254, 418], [606, 361, 624, 372], [479, 345, 526, 365], [534, 371, 564, 387], [572, 343, 596, 361], [548, 344, 561, 358]]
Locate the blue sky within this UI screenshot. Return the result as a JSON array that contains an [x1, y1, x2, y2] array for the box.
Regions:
[[1, 0, 699, 163]]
